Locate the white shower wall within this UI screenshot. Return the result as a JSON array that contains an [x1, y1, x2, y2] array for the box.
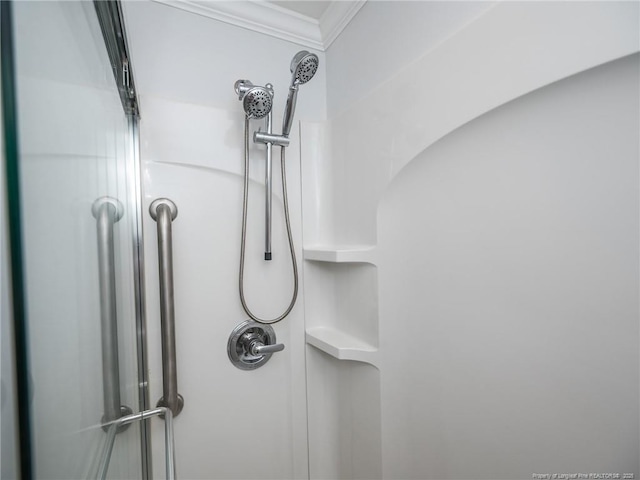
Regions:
[[377, 54, 639, 477], [322, 1, 640, 245], [325, 1, 496, 118], [300, 1, 639, 479], [122, 1, 326, 478]]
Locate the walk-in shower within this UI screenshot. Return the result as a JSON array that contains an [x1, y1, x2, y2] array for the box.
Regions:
[[7, 2, 637, 479]]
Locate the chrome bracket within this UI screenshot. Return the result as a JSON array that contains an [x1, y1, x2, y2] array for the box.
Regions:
[[92, 196, 124, 222], [254, 130, 290, 148], [227, 320, 284, 370]]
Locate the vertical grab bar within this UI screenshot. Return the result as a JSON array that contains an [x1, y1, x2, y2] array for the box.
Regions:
[[92, 197, 132, 429], [149, 198, 183, 417]]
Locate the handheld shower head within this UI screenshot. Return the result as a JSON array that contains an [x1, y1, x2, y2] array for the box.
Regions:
[[282, 51, 319, 137], [290, 51, 319, 85], [234, 80, 273, 120]]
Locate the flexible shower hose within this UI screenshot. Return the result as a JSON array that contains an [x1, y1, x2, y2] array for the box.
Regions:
[[239, 117, 299, 324]]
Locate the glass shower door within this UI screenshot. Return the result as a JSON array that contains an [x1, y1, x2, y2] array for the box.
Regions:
[[4, 1, 148, 478]]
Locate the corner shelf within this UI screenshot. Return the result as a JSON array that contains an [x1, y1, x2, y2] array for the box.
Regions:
[[303, 245, 377, 264], [306, 327, 378, 367]]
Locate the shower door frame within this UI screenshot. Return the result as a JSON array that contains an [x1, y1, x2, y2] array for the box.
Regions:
[[125, 113, 153, 480], [1, 1, 32, 477], [92, 1, 154, 477]]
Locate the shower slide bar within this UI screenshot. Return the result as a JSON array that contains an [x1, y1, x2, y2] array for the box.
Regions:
[[150, 198, 184, 418], [97, 406, 176, 480], [264, 109, 273, 260], [92, 197, 133, 429]]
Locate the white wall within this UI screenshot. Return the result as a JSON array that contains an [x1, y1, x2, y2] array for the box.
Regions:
[[121, 1, 327, 478], [326, 1, 495, 117], [123, 1, 326, 121], [303, 2, 640, 479], [321, 1, 640, 245], [378, 53, 639, 478]]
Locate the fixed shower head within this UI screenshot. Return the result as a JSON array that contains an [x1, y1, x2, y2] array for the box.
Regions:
[[282, 51, 319, 136], [243, 87, 272, 119], [234, 79, 273, 120], [290, 51, 319, 85]]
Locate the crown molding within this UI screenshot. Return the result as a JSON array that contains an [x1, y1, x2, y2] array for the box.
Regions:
[[320, 1, 366, 49], [151, 0, 366, 51]]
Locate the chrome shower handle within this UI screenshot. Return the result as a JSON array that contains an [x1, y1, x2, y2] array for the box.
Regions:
[[250, 341, 285, 356], [150, 198, 183, 418]]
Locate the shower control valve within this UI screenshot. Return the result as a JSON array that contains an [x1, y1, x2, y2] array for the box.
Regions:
[[227, 320, 285, 370]]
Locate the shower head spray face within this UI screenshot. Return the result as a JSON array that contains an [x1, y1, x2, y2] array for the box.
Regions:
[[234, 80, 273, 119], [290, 51, 319, 85], [242, 86, 273, 119]]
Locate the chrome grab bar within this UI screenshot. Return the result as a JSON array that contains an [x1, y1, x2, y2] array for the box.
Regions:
[[149, 198, 183, 417], [97, 407, 176, 480], [92, 197, 132, 429]]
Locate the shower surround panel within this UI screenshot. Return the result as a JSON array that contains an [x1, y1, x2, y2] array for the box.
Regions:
[[139, 97, 308, 479]]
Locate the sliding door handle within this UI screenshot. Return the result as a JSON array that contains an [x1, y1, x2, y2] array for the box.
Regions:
[[150, 198, 183, 417], [92, 197, 133, 430], [98, 407, 176, 480]]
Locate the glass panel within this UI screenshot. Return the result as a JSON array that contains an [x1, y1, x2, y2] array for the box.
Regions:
[[10, 1, 143, 478]]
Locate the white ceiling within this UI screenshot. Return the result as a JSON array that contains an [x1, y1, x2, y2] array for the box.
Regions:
[[269, 1, 332, 21], [153, 0, 365, 50]]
